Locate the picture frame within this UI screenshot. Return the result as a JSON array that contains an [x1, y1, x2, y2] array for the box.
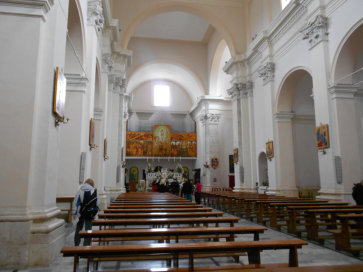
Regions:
[[315, 124, 330, 150], [233, 148, 238, 163], [53, 66, 67, 119], [266, 141, 274, 159], [89, 118, 95, 148], [211, 157, 219, 169], [104, 138, 109, 160]]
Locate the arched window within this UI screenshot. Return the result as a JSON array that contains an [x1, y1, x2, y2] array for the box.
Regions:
[[154, 84, 170, 107], [281, 0, 291, 10]]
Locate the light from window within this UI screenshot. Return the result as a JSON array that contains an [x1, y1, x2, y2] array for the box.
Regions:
[[281, 0, 291, 10], [154, 85, 170, 107]]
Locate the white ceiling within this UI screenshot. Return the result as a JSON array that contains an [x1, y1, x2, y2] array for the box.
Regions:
[[133, 12, 210, 42]]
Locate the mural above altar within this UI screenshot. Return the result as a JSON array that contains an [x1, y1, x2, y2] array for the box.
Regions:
[[126, 125, 197, 157]]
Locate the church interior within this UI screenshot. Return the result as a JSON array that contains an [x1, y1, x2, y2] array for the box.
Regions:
[[0, 0, 363, 271]]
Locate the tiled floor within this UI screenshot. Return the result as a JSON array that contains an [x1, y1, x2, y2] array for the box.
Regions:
[[1, 211, 362, 272]]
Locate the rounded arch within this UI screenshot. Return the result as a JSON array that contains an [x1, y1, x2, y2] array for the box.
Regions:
[[276, 67, 312, 113], [209, 39, 232, 96], [121, 2, 236, 56], [65, 0, 86, 74], [127, 60, 205, 102], [331, 19, 363, 84]]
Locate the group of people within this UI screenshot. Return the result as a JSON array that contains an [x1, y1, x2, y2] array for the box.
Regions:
[[150, 177, 202, 204]]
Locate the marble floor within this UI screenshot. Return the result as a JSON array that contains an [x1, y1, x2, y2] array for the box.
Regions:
[[1, 210, 362, 272]]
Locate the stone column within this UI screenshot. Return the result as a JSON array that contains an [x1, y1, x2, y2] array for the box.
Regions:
[[329, 84, 361, 202], [0, 0, 67, 268], [258, 62, 279, 194], [227, 84, 244, 191], [301, 15, 341, 200], [246, 82, 257, 191]]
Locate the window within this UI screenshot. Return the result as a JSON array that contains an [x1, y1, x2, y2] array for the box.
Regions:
[[281, 0, 291, 10], [154, 84, 170, 107]]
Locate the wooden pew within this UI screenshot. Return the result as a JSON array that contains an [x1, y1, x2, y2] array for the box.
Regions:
[[108, 204, 204, 209], [97, 264, 363, 272], [328, 213, 363, 256], [98, 211, 224, 219], [56, 196, 74, 223], [93, 217, 240, 229], [61, 239, 308, 272], [304, 207, 363, 243], [79, 226, 267, 244], [103, 208, 212, 213]]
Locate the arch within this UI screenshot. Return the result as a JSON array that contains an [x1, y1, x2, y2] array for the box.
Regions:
[[121, 2, 237, 56], [275, 67, 312, 113], [65, 0, 86, 74], [209, 39, 232, 96], [331, 19, 363, 84], [127, 60, 205, 102]]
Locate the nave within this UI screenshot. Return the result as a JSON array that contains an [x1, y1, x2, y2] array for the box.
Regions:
[[8, 192, 363, 272]]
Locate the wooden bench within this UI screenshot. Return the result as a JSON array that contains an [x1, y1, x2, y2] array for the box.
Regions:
[[61, 239, 308, 272], [103, 208, 212, 213], [79, 226, 267, 244], [328, 213, 363, 256], [93, 217, 240, 229], [56, 196, 74, 223], [108, 204, 204, 209], [96, 264, 363, 272], [98, 211, 224, 219]]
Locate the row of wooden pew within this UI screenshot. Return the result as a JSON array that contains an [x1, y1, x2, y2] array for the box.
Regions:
[[60, 192, 363, 271], [201, 191, 363, 257]]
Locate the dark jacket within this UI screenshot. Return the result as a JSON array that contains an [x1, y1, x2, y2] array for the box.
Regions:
[[352, 182, 363, 205], [181, 180, 193, 195]]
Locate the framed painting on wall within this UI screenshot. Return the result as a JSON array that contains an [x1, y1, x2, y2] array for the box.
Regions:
[[89, 118, 95, 148], [233, 148, 238, 163], [104, 138, 109, 160], [266, 141, 274, 159], [53, 66, 67, 120], [315, 124, 330, 150]]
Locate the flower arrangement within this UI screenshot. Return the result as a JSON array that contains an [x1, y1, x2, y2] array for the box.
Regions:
[[146, 163, 153, 173], [175, 163, 183, 174]]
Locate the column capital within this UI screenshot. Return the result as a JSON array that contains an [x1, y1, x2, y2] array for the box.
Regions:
[[329, 84, 357, 99], [88, 0, 104, 33], [111, 76, 127, 95], [274, 111, 295, 122], [200, 112, 221, 126], [102, 53, 114, 72], [258, 62, 275, 85], [301, 15, 328, 50]]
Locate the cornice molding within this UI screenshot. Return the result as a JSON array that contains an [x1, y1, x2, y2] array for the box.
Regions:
[[65, 73, 88, 93], [0, 0, 54, 21], [329, 84, 357, 100], [94, 108, 104, 120], [274, 111, 295, 122]]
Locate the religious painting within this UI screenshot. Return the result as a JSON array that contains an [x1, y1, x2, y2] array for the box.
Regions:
[[211, 157, 219, 169], [129, 167, 139, 183], [315, 124, 330, 150], [266, 141, 274, 159], [153, 125, 171, 156], [53, 66, 67, 120], [233, 148, 238, 163], [171, 133, 197, 157], [126, 132, 153, 157], [89, 118, 95, 148]]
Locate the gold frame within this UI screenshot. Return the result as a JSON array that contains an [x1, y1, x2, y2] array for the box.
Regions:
[[53, 66, 67, 119], [315, 124, 330, 150], [89, 118, 95, 148], [233, 148, 238, 163], [266, 141, 274, 159]]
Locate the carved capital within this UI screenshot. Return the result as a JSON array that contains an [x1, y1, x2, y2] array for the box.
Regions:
[[200, 113, 220, 125], [112, 77, 127, 95], [88, 0, 104, 33], [301, 15, 328, 49], [102, 53, 113, 72], [246, 81, 254, 97], [258, 62, 275, 85], [227, 83, 243, 101]]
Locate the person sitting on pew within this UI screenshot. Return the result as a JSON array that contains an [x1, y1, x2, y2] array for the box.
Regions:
[[73, 178, 100, 246]]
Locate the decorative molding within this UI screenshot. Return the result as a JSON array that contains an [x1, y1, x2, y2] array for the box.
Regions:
[[94, 108, 104, 120], [246, 81, 254, 97], [293, 114, 315, 124], [0, 0, 54, 21], [88, 0, 104, 33], [112, 76, 126, 95], [274, 111, 295, 122], [227, 83, 242, 101], [65, 74, 88, 93], [258, 62, 275, 85], [329, 84, 357, 100], [102, 53, 114, 72], [200, 113, 221, 125], [301, 15, 328, 50]]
